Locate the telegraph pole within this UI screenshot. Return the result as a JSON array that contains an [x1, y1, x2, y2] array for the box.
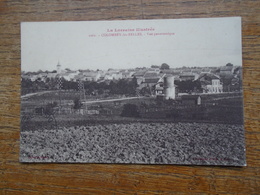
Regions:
[[58, 76, 62, 112], [78, 80, 86, 101]]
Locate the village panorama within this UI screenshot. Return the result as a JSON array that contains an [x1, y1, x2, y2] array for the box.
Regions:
[[20, 62, 245, 165]]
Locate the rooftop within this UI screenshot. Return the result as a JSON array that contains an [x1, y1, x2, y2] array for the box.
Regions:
[[143, 78, 160, 84]]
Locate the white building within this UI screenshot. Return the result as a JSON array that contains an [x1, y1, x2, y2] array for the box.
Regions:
[[155, 75, 176, 99], [206, 79, 223, 93], [104, 71, 122, 80], [197, 73, 223, 94]]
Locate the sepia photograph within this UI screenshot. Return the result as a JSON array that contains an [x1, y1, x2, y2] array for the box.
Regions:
[[20, 17, 246, 166]]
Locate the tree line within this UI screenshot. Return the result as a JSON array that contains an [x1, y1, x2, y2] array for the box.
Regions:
[[21, 76, 204, 96], [21, 77, 138, 96]]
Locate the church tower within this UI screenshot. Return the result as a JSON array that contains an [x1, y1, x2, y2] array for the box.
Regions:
[[57, 61, 61, 74]]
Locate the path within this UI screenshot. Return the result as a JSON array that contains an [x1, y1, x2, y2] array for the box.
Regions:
[[82, 96, 145, 104], [21, 91, 53, 99]]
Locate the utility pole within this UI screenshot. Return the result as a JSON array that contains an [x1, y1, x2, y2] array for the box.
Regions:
[[58, 76, 62, 112], [78, 80, 86, 101]]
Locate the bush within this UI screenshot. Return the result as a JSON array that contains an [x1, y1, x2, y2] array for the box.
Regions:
[[73, 98, 83, 109], [45, 101, 58, 115], [121, 104, 140, 117]]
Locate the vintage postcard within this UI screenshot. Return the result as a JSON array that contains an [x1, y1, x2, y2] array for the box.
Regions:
[[20, 17, 246, 166]]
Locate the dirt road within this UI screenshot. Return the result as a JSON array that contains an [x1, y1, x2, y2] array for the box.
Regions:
[[82, 96, 145, 104]]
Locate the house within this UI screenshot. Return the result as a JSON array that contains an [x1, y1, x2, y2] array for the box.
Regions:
[[58, 72, 77, 81], [66, 70, 79, 77], [21, 74, 31, 80], [140, 78, 160, 89], [197, 73, 223, 93], [139, 71, 163, 89], [133, 70, 147, 78], [36, 72, 49, 82], [30, 73, 43, 82], [160, 69, 178, 75], [155, 74, 169, 95], [201, 67, 213, 73], [231, 76, 240, 86], [148, 67, 160, 72], [206, 79, 223, 93], [133, 70, 147, 85], [121, 70, 135, 79], [230, 74, 242, 91], [104, 71, 122, 80], [46, 72, 57, 79], [82, 71, 101, 81], [73, 74, 86, 81], [155, 80, 164, 95], [59, 73, 71, 81], [179, 72, 199, 81], [143, 71, 159, 79]]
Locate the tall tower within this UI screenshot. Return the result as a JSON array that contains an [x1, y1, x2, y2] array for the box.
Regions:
[[57, 61, 61, 74], [164, 76, 175, 100]]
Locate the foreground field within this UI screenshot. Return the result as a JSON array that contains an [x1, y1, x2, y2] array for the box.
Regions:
[[20, 122, 246, 166]]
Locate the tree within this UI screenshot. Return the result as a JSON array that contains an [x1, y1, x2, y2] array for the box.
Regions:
[[117, 79, 128, 94], [140, 86, 151, 96], [21, 78, 33, 95], [160, 63, 170, 70], [84, 81, 97, 94], [151, 65, 160, 68], [127, 77, 138, 95], [45, 102, 58, 115], [226, 63, 233, 66], [132, 76, 138, 88], [109, 80, 118, 94], [98, 88, 104, 95], [175, 80, 202, 93], [37, 69, 43, 73], [221, 74, 234, 92]]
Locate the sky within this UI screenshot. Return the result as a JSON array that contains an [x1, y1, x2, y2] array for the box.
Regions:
[[21, 17, 242, 72]]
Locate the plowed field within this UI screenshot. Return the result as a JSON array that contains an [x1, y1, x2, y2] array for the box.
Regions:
[[20, 122, 246, 166]]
